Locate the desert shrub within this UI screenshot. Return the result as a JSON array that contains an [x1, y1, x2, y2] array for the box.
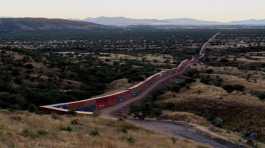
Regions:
[[21, 129, 38, 138], [253, 92, 265, 100], [160, 102, 176, 111], [213, 76, 223, 86], [0, 92, 27, 109], [68, 110, 77, 116], [24, 63, 34, 69], [120, 127, 128, 134], [200, 75, 211, 84], [222, 84, 245, 93], [89, 128, 100, 136], [219, 58, 229, 63], [126, 136, 136, 144], [171, 137, 177, 144], [60, 126, 73, 132], [169, 80, 188, 92], [37, 130, 49, 136], [205, 69, 214, 74], [51, 113, 63, 120], [200, 75, 223, 86], [21, 129, 47, 138], [211, 117, 224, 128], [28, 104, 38, 113], [71, 119, 81, 125], [129, 97, 162, 119], [10, 115, 22, 121]]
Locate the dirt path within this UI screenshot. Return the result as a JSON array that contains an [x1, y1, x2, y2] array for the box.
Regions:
[[128, 119, 243, 148]]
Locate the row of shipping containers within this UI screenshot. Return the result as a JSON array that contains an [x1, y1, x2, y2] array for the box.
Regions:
[[63, 71, 167, 112], [41, 59, 192, 113], [64, 90, 132, 112]]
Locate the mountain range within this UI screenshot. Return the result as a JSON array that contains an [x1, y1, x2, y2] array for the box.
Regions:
[[0, 17, 265, 33], [0, 17, 264, 40], [0, 18, 107, 32], [0, 18, 117, 40], [86, 17, 265, 26]]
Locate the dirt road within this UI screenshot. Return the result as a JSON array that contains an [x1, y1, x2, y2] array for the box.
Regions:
[[128, 119, 243, 148]]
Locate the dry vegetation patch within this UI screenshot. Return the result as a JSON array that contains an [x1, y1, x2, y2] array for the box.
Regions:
[[99, 53, 175, 66], [106, 78, 132, 92], [161, 111, 210, 126], [158, 82, 265, 141], [0, 110, 209, 148], [205, 73, 265, 92]]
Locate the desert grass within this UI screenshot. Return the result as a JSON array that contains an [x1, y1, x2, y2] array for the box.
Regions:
[[0, 110, 209, 148], [159, 82, 265, 142], [98, 53, 175, 66]]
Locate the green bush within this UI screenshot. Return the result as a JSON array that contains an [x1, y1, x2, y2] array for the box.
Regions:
[[120, 127, 128, 134], [68, 110, 77, 116], [126, 136, 136, 144], [21, 129, 48, 139], [253, 92, 265, 100], [89, 128, 100, 137], [37, 130, 49, 136], [60, 126, 73, 132], [212, 117, 224, 128], [21, 129, 36, 138], [28, 104, 38, 113], [222, 84, 245, 93], [171, 137, 177, 144]]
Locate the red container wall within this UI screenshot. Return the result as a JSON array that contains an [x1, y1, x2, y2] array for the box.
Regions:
[[107, 95, 118, 106], [96, 97, 111, 110], [63, 70, 178, 112], [119, 90, 132, 101], [68, 100, 95, 110]]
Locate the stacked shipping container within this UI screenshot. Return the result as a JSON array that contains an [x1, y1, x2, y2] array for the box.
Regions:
[[40, 57, 196, 114]]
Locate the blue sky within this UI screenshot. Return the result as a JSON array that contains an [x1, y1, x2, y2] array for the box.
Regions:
[[0, 0, 264, 21]]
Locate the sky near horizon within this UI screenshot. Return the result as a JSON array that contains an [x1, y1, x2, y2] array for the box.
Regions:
[[0, 0, 264, 22]]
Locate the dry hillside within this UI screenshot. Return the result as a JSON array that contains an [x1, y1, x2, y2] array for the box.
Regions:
[[0, 110, 209, 148]]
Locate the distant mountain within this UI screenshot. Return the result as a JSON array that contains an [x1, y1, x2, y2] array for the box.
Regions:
[[85, 17, 265, 26], [0, 18, 106, 32], [0, 18, 118, 40], [86, 17, 221, 26], [85, 17, 164, 26], [1, 17, 265, 40], [230, 19, 265, 26], [163, 18, 221, 26]]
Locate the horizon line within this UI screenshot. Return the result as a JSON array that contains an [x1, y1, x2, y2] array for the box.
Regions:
[[1, 16, 265, 23]]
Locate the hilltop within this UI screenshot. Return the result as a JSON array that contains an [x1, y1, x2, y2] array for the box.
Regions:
[[0, 18, 117, 40], [0, 18, 105, 31]]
